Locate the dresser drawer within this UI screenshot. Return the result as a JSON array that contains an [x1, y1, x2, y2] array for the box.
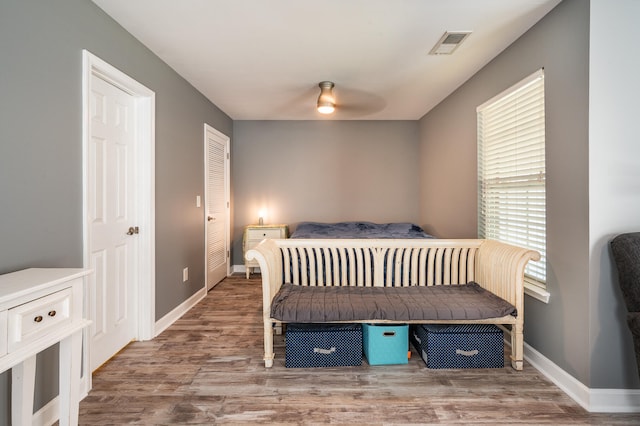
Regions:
[[8, 288, 73, 353], [246, 228, 284, 240]]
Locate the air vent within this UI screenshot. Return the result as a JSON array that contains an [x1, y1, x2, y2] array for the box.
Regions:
[[429, 31, 472, 55]]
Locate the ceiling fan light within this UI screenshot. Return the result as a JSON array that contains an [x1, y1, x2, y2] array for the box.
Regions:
[[317, 103, 335, 114], [317, 81, 335, 114]]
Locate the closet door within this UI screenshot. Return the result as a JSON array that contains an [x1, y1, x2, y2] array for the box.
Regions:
[[205, 124, 230, 289]]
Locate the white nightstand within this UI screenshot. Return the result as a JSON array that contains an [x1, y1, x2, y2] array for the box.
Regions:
[[243, 224, 288, 278]]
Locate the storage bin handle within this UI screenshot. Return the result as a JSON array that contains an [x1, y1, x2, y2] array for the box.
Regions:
[[456, 349, 479, 357], [383, 331, 396, 337], [313, 347, 336, 355]]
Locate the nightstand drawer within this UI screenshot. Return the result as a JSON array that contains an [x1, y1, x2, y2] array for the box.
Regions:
[[8, 287, 73, 353], [246, 228, 284, 240]]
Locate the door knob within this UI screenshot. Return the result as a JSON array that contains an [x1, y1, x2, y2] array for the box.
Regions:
[[126, 226, 139, 235], [207, 216, 215, 222]]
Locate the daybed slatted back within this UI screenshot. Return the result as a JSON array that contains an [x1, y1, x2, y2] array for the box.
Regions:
[[275, 239, 482, 287]]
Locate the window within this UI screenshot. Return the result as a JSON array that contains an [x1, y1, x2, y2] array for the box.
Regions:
[[477, 69, 546, 290]]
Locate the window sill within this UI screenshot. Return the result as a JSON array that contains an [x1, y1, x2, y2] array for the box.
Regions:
[[524, 282, 550, 303]]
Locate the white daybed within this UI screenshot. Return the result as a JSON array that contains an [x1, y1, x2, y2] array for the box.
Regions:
[[246, 238, 540, 370]]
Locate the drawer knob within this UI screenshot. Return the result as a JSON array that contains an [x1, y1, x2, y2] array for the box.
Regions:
[[48, 310, 57, 317], [34, 315, 43, 323]]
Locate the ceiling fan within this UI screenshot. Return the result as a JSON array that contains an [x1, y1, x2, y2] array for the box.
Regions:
[[315, 81, 386, 118]]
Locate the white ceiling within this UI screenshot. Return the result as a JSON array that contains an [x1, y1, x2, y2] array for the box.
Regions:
[[91, 0, 562, 120]]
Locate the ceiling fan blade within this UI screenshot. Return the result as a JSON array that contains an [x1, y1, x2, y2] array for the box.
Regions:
[[334, 86, 387, 118]]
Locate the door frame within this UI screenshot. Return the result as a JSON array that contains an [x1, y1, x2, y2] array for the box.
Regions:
[[204, 124, 231, 290], [81, 50, 156, 385]]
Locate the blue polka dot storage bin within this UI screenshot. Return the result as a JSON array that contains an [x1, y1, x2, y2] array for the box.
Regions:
[[411, 324, 504, 369], [285, 323, 362, 368]]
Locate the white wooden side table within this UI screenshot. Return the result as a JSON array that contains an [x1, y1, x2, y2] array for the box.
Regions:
[[0, 268, 91, 426]]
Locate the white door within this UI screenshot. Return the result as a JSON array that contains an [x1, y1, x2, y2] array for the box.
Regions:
[[87, 75, 138, 371], [205, 125, 230, 290]]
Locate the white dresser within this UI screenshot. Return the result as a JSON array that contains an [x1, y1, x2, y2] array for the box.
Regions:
[[0, 268, 91, 426], [243, 224, 288, 278]]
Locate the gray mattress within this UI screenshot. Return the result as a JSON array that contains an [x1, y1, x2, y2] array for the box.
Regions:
[[270, 282, 516, 323]]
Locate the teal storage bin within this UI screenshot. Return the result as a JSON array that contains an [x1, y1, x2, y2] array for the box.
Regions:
[[362, 324, 409, 365]]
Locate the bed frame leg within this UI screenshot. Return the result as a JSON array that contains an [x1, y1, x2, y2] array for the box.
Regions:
[[264, 320, 274, 368], [264, 356, 274, 368], [510, 322, 524, 371]]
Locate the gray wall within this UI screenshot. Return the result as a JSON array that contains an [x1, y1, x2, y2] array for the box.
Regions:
[[419, 0, 638, 389], [0, 0, 232, 421], [231, 120, 421, 265]]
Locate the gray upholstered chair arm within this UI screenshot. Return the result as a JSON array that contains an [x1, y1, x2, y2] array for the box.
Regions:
[[611, 232, 640, 312]]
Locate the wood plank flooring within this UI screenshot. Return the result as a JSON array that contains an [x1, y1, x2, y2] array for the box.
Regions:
[[78, 274, 640, 425]]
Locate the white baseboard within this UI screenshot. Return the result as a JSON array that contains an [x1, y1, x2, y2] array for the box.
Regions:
[[524, 342, 640, 413], [154, 284, 207, 337], [588, 388, 640, 413]]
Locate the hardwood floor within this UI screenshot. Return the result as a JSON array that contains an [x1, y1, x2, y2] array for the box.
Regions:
[[79, 275, 640, 425]]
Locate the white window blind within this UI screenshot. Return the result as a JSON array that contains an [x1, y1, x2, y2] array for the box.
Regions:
[[477, 69, 546, 286]]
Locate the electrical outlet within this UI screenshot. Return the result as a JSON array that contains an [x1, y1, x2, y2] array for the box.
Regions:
[[183, 267, 188, 282]]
